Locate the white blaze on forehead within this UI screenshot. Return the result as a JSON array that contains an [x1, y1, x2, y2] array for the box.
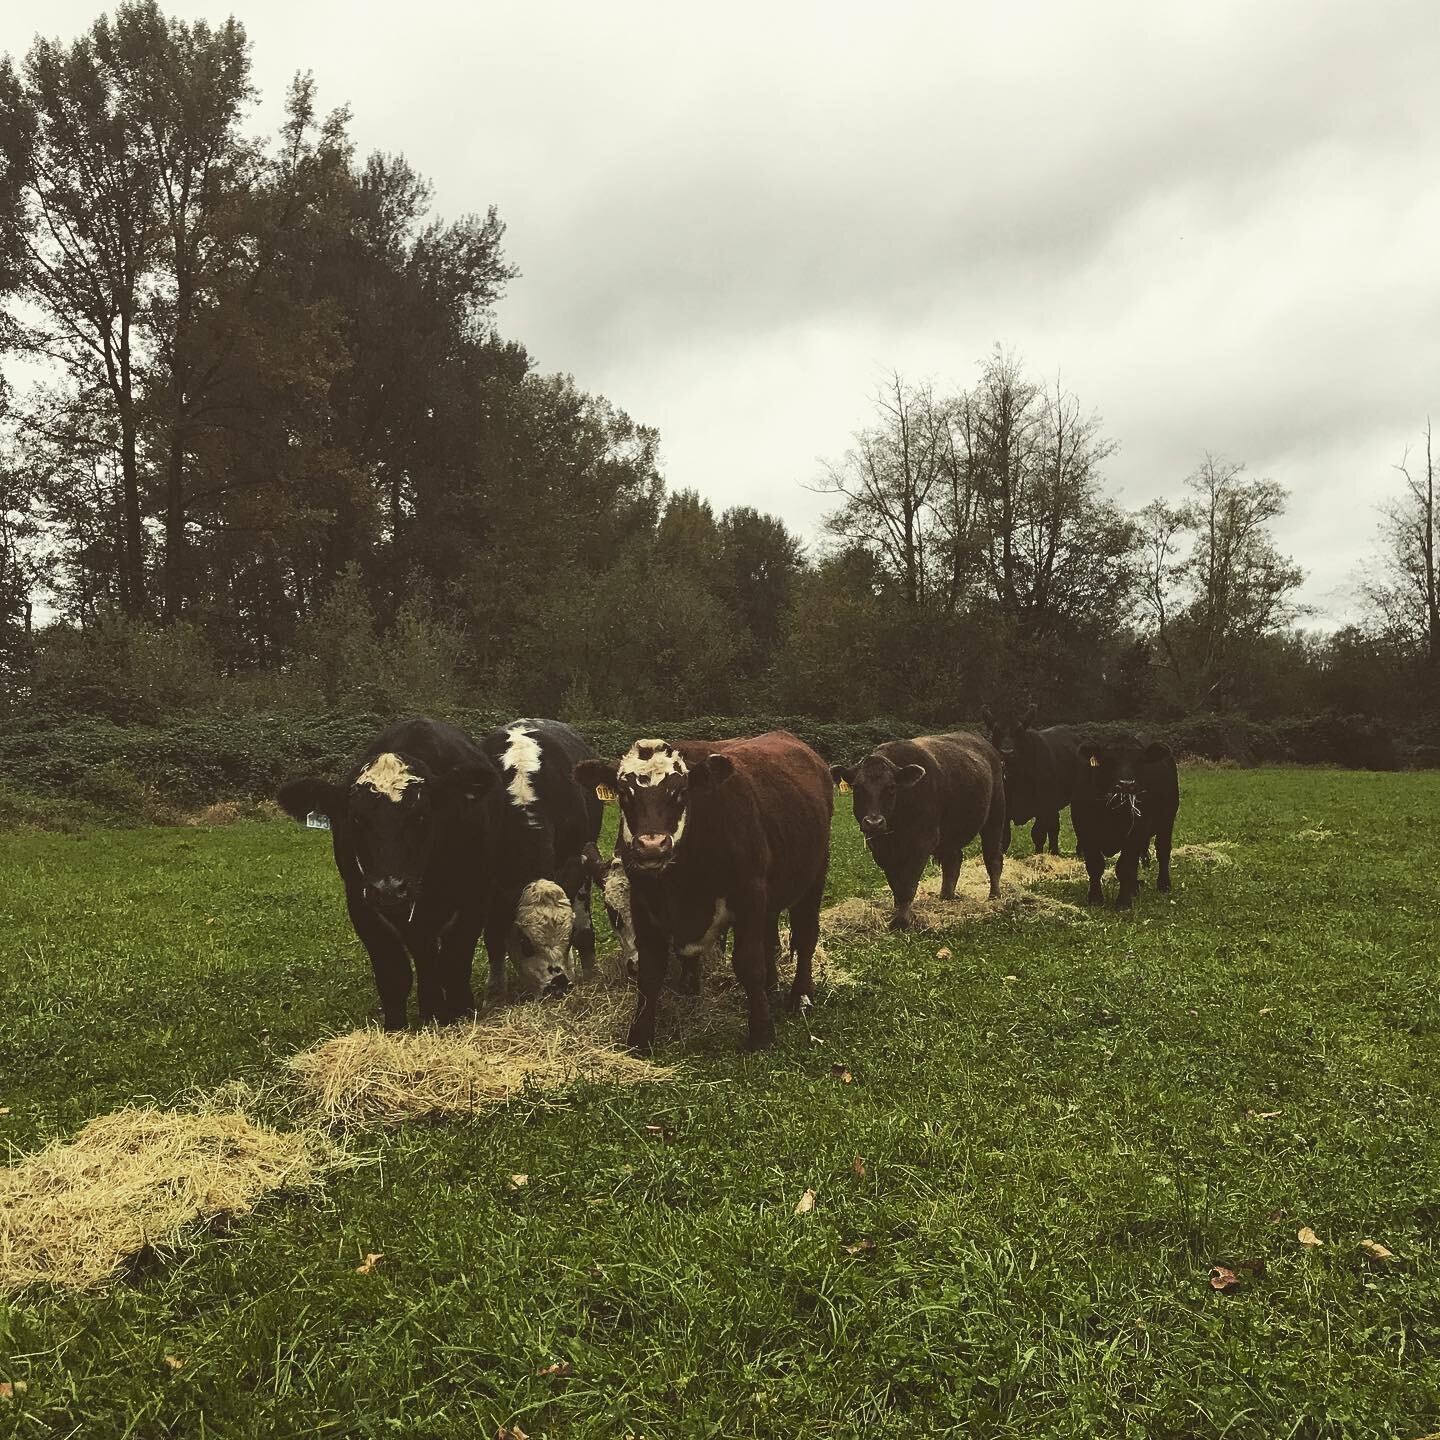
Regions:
[[618, 738, 687, 787], [501, 725, 543, 809], [356, 752, 419, 802]]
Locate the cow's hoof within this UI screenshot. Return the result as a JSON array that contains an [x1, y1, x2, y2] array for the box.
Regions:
[[625, 1026, 656, 1057], [785, 986, 813, 1014], [1085, 890, 1104, 906], [744, 1029, 776, 1052], [1115, 898, 1134, 912], [1157, 879, 1172, 893], [888, 914, 911, 932]]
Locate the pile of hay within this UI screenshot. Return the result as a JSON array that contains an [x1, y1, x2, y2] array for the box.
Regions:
[[289, 944, 854, 1127], [0, 1106, 335, 1294], [822, 852, 1088, 939], [1173, 841, 1235, 866]]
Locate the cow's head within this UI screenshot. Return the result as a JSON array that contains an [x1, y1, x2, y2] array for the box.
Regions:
[[583, 841, 638, 977], [508, 879, 576, 995], [980, 702, 1037, 768], [1082, 737, 1172, 820], [276, 751, 496, 913], [830, 753, 926, 839], [574, 739, 734, 874]]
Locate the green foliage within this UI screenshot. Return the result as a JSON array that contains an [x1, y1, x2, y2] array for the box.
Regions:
[[1, 770, 1439, 1436]]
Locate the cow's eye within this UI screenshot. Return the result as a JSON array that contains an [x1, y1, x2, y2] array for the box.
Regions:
[[517, 935, 535, 956]]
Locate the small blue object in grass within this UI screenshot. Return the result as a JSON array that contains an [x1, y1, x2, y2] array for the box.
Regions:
[[305, 812, 331, 831]]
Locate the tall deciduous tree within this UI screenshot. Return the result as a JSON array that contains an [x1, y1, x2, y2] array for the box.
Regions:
[[1365, 421, 1438, 668]]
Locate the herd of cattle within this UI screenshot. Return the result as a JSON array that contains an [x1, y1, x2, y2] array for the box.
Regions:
[[277, 710, 1181, 1053]]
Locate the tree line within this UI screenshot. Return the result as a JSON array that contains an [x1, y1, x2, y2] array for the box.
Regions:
[[0, 2, 1435, 735]]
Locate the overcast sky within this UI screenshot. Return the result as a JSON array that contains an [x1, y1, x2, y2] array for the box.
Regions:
[[7, 0, 1439, 622]]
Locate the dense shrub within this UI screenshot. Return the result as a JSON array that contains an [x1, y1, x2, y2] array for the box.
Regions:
[[0, 707, 1419, 828]]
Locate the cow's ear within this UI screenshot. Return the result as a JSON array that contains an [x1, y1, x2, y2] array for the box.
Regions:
[[574, 758, 620, 802], [276, 776, 346, 824], [1144, 741, 1172, 763], [979, 705, 993, 729], [689, 754, 735, 791], [580, 840, 610, 884], [896, 763, 927, 787], [1021, 703, 1037, 728], [830, 763, 856, 790], [434, 759, 497, 806]]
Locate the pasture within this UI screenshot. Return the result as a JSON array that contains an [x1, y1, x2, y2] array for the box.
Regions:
[[1, 766, 1438, 1438]]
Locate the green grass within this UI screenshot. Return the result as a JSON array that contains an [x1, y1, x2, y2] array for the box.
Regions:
[[1, 767, 1438, 1438]]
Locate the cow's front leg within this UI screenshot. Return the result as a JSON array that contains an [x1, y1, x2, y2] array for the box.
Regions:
[[936, 845, 962, 900], [729, 908, 775, 1051], [1081, 844, 1106, 905], [410, 932, 446, 1024], [437, 919, 478, 1023], [1115, 847, 1141, 910], [627, 919, 670, 1055], [883, 852, 928, 930], [1155, 821, 1174, 893], [572, 874, 597, 974], [347, 893, 411, 1030], [482, 919, 509, 1005]]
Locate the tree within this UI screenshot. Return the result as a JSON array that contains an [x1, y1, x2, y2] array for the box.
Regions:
[[814, 372, 945, 610], [1364, 420, 1438, 668], [1137, 456, 1306, 710]]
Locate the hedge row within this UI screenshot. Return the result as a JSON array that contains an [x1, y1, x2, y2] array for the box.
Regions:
[[0, 707, 1416, 824]]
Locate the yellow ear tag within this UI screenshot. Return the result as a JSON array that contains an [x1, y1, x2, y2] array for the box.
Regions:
[[1089, 755, 1099, 767], [595, 783, 617, 803], [838, 779, 851, 793]]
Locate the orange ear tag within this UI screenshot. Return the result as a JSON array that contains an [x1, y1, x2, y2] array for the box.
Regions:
[[595, 784, 617, 802], [838, 779, 852, 793]]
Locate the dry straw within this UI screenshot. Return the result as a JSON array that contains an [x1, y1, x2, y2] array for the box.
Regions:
[[288, 943, 852, 1128], [0, 1104, 337, 1294], [821, 851, 1089, 939]]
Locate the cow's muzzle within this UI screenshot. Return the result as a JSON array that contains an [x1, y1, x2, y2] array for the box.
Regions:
[[630, 833, 675, 870], [367, 875, 416, 908], [858, 814, 888, 837]]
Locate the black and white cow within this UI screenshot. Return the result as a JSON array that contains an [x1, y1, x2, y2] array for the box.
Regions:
[[477, 718, 604, 998], [276, 717, 603, 1028]]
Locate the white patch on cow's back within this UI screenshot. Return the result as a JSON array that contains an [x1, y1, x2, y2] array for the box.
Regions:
[[501, 725, 543, 809], [356, 752, 418, 802], [619, 738, 687, 787]]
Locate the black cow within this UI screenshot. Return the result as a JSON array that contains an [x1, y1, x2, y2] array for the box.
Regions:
[[476, 718, 604, 996], [276, 718, 502, 1028], [1070, 735, 1180, 909], [575, 732, 832, 1054], [831, 732, 1007, 930], [277, 717, 603, 1028], [980, 704, 1080, 855]]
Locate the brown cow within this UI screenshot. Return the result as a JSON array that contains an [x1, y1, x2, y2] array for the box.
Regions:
[[575, 731, 832, 1054], [831, 732, 1006, 929]]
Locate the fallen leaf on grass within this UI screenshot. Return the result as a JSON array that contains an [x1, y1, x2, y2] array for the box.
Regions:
[[497, 1426, 529, 1440], [830, 1065, 853, 1083], [536, 1361, 574, 1377], [0, 1107, 10, 1116], [508, 1173, 529, 1191], [355, 1252, 384, 1275], [1209, 1265, 1241, 1293], [936, 947, 952, 961], [1259, 1007, 1273, 1017], [1359, 1239, 1396, 1263], [794, 1188, 816, 1215], [1268, 1208, 1286, 1225], [0, 1382, 27, 1399], [1003, 974, 1018, 983], [843, 1238, 876, 1256], [852, 1154, 866, 1178], [643, 1124, 675, 1143], [1297, 1226, 1323, 1249], [163, 1355, 185, 1371], [1246, 1109, 1282, 1120]]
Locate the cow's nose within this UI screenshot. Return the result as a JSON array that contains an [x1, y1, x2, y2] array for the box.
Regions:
[[547, 969, 571, 995], [1115, 779, 1137, 791], [860, 813, 886, 834], [635, 833, 673, 858]]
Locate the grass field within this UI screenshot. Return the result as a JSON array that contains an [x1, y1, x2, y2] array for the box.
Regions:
[[2, 767, 1438, 1438]]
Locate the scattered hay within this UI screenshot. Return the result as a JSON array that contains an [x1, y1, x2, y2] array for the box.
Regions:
[[1173, 841, 1235, 867], [181, 798, 281, 827], [289, 943, 855, 1127], [821, 852, 1088, 939], [0, 1106, 336, 1294], [1292, 827, 1335, 842]]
